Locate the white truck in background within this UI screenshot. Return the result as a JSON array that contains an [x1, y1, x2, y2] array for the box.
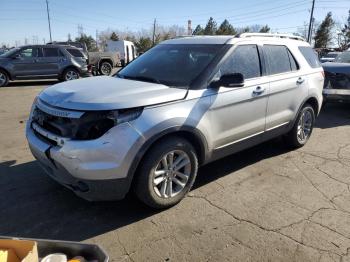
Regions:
[[105, 40, 137, 66]]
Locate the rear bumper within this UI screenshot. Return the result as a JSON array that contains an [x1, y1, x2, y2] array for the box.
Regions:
[[323, 89, 350, 101]]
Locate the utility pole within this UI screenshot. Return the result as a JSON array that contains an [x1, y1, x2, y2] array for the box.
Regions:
[[152, 18, 156, 46], [96, 30, 98, 50], [45, 0, 52, 42], [307, 0, 315, 43]]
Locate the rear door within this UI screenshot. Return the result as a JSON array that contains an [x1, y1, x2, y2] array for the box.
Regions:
[[208, 44, 269, 149], [38, 47, 65, 76], [263, 44, 307, 131]]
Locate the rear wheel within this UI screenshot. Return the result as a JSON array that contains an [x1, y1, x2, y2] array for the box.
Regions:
[[134, 137, 198, 209], [61, 68, 79, 81], [285, 104, 315, 148], [0, 70, 9, 87], [99, 61, 113, 75]]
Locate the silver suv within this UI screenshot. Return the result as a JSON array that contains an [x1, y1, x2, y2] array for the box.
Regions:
[[0, 45, 90, 87], [26, 34, 324, 208]]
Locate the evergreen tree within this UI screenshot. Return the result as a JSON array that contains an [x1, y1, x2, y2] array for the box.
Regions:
[[203, 17, 217, 35], [216, 19, 237, 35], [135, 37, 152, 53], [341, 10, 350, 49], [75, 34, 97, 51], [259, 25, 270, 33], [314, 12, 335, 48], [193, 25, 204, 35], [110, 32, 119, 41]]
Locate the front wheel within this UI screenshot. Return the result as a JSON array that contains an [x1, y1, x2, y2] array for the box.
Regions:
[[285, 104, 315, 148], [0, 70, 9, 87], [99, 61, 113, 75], [134, 137, 198, 209]]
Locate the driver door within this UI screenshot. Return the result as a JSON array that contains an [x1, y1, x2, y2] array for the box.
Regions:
[[208, 44, 269, 150], [12, 47, 41, 77]]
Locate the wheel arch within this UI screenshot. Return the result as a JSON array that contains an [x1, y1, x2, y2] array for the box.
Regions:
[[127, 126, 208, 187], [0, 67, 12, 80], [99, 59, 113, 67]]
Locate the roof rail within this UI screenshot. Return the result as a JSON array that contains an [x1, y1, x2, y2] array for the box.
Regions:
[[238, 33, 305, 41]]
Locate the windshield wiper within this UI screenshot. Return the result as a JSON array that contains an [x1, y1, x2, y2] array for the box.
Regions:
[[122, 75, 162, 84]]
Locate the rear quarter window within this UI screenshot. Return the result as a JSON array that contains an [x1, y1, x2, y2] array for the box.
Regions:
[[298, 46, 321, 68], [66, 48, 85, 57]]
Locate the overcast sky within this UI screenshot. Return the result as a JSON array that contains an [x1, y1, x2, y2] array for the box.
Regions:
[[1, 0, 349, 46]]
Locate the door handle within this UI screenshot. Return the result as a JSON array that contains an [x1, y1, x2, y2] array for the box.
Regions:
[[252, 86, 265, 95], [296, 77, 305, 84]]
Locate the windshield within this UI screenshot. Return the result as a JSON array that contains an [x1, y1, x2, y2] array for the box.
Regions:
[[0, 48, 20, 57], [335, 52, 350, 63], [117, 44, 223, 88]]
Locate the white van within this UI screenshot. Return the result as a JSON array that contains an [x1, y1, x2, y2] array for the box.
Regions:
[[105, 40, 137, 66]]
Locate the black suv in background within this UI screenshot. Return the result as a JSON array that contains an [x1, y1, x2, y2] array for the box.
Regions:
[[0, 44, 91, 87]]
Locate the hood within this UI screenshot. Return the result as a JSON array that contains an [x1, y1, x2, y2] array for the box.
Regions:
[[322, 62, 350, 74], [39, 76, 188, 111]]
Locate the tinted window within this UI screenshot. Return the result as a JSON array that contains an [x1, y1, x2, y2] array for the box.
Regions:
[[118, 44, 222, 88], [298, 46, 321, 68], [218, 45, 261, 79], [264, 45, 292, 74], [66, 48, 84, 57], [43, 48, 62, 57]]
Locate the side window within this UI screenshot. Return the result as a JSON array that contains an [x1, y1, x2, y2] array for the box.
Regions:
[[298, 46, 322, 68], [218, 45, 261, 79], [43, 48, 61, 57], [66, 48, 84, 57], [19, 48, 38, 58], [264, 45, 292, 75]]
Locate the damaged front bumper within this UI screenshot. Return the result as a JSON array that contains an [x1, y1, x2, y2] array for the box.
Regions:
[[26, 120, 144, 201]]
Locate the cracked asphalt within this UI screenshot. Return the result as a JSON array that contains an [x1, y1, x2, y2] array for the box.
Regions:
[[0, 80, 350, 262]]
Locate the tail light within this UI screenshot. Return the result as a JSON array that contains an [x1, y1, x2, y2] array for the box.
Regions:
[[321, 70, 325, 78]]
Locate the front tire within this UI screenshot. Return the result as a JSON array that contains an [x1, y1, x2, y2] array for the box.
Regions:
[[0, 70, 9, 87], [285, 104, 315, 148], [134, 137, 198, 209], [99, 61, 113, 75]]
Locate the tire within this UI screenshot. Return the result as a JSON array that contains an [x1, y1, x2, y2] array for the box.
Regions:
[[134, 136, 199, 209], [284, 104, 315, 148], [99, 61, 113, 76], [60, 68, 79, 81], [0, 70, 9, 87]]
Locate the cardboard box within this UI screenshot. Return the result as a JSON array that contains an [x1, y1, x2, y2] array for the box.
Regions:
[[0, 240, 38, 262]]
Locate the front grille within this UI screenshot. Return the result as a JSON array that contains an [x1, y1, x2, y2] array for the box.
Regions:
[[32, 106, 114, 140]]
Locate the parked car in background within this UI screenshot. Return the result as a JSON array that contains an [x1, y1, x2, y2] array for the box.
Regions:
[[88, 51, 120, 76], [105, 40, 137, 66], [320, 51, 341, 63], [0, 44, 90, 87], [47, 41, 88, 56], [26, 33, 324, 208], [323, 51, 350, 102]]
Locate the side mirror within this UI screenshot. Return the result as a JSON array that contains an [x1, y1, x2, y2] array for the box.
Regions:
[[211, 73, 245, 88], [12, 53, 21, 59]]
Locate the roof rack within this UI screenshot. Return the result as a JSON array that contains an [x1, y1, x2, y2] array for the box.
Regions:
[[238, 33, 305, 41]]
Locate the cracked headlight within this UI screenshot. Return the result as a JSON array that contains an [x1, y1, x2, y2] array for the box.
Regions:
[[107, 107, 143, 125]]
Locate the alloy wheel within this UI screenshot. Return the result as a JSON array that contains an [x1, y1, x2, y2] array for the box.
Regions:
[[152, 150, 191, 198], [65, 70, 79, 81], [0, 72, 6, 86], [297, 109, 313, 143]]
